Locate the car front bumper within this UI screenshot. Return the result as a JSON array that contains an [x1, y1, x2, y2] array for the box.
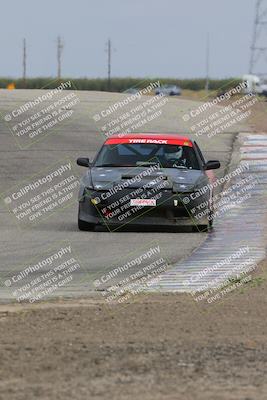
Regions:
[[78, 188, 210, 228]]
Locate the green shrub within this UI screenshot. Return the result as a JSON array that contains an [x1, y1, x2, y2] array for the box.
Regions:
[[0, 77, 241, 92]]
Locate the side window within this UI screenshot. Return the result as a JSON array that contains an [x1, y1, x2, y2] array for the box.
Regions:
[[194, 141, 206, 167]]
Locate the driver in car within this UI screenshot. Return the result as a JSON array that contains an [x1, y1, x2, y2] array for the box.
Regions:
[[164, 145, 187, 168]]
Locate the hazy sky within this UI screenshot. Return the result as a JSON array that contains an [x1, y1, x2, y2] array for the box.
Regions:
[[0, 0, 259, 79]]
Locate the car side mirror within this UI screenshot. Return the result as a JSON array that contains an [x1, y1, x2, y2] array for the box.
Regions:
[[205, 160, 220, 170], [77, 157, 90, 167]]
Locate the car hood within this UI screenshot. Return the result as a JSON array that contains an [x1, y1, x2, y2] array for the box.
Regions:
[[89, 166, 206, 193]]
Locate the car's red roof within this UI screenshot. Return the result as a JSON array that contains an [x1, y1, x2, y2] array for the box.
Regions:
[[105, 133, 192, 146]]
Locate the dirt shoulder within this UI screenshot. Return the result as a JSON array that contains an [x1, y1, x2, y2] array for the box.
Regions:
[[1, 259, 267, 400], [247, 96, 267, 132]]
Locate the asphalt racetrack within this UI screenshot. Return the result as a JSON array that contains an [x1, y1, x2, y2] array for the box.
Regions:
[[0, 89, 247, 302]]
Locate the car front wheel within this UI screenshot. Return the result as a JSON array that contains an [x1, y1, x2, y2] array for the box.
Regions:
[[78, 218, 95, 231]]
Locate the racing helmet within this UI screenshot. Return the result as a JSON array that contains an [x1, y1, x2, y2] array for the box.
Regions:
[[164, 145, 183, 160]]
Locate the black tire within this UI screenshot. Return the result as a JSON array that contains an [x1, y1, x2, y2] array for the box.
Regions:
[[192, 224, 209, 233], [208, 216, 213, 230], [78, 218, 95, 231]]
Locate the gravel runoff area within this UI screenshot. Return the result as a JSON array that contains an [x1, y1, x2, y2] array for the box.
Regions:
[[0, 258, 267, 400]]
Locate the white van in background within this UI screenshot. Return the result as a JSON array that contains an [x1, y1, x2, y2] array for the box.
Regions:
[[242, 74, 267, 96]]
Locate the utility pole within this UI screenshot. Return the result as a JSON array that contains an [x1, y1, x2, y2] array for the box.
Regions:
[[57, 36, 64, 79], [205, 33, 210, 93], [107, 38, 111, 91], [249, 0, 267, 75], [22, 38, 26, 84]]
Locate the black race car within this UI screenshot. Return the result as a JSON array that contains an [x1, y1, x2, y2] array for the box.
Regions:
[[77, 133, 220, 231]]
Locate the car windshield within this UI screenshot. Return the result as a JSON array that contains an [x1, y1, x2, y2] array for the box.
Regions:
[[94, 143, 200, 170]]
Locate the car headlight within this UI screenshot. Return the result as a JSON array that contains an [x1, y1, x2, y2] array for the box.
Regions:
[[173, 183, 195, 193]]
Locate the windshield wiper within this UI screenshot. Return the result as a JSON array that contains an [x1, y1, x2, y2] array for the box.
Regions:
[[95, 164, 124, 167], [172, 165, 188, 169], [136, 161, 160, 167]]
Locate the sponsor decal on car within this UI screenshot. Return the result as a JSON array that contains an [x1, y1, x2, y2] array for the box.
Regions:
[[128, 139, 168, 144], [130, 199, 157, 207], [105, 136, 193, 146]]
